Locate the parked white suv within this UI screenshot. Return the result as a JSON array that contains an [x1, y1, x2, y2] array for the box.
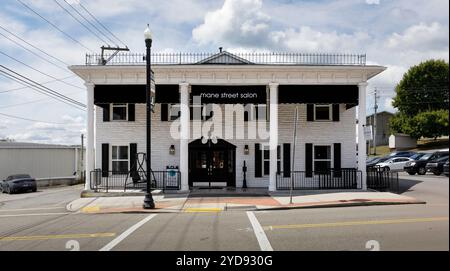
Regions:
[[376, 157, 414, 172]]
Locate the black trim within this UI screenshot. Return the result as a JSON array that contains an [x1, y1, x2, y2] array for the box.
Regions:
[[191, 85, 267, 104], [332, 104, 340, 122], [102, 144, 109, 177], [334, 143, 342, 177], [94, 84, 180, 104], [102, 104, 110, 122], [279, 85, 359, 104], [129, 143, 138, 179], [306, 104, 314, 121], [128, 104, 135, 121], [283, 143, 291, 178], [161, 104, 168, 121], [305, 143, 313, 178], [255, 143, 262, 178]]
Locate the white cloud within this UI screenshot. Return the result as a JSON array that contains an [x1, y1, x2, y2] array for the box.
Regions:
[[383, 97, 396, 113], [387, 22, 449, 51], [366, 0, 380, 5], [192, 0, 270, 46], [271, 27, 371, 52]]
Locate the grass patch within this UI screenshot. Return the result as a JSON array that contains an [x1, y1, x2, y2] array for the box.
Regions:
[[368, 137, 448, 157]]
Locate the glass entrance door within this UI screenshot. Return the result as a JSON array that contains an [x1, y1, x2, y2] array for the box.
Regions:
[[188, 139, 236, 187]]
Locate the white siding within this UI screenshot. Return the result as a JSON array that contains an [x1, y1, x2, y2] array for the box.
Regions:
[[0, 148, 79, 180], [95, 102, 356, 188]]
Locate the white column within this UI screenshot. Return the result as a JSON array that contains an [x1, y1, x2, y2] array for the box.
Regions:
[[269, 83, 279, 192], [180, 83, 190, 191], [85, 83, 95, 190], [358, 82, 368, 190]]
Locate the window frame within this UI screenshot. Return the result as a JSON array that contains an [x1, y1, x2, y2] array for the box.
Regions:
[[314, 104, 332, 121], [111, 103, 128, 121], [313, 144, 332, 173], [111, 145, 129, 174], [262, 144, 281, 176]]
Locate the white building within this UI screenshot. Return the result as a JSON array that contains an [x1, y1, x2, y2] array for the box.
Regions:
[[70, 51, 385, 192], [0, 141, 84, 182]]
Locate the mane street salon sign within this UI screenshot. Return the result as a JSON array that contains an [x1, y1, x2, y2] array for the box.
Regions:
[[191, 85, 267, 104]]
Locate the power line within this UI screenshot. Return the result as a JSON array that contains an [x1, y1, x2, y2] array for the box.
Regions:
[[0, 112, 65, 124], [0, 65, 85, 108], [62, 0, 118, 46], [78, 1, 127, 48], [0, 31, 69, 72], [0, 50, 83, 90], [0, 89, 81, 109], [0, 71, 85, 111], [0, 24, 70, 67], [15, 0, 94, 53], [0, 75, 77, 94], [0, 66, 86, 110], [53, 0, 109, 45]]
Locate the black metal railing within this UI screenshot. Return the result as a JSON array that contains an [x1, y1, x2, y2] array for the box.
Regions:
[[85, 52, 367, 66], [276, 169, 362, 190], [90, 170, 180, 192], [367, 168, 399, 193]]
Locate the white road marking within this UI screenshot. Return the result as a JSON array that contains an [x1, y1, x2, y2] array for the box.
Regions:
[[246, 211, 273, 251], [0, 207, 65, 213], [99, 214, 157, 251], [0, 212, 70, 218]]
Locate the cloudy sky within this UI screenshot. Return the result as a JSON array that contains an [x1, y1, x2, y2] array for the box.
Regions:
[[0, 0, 448, 144]]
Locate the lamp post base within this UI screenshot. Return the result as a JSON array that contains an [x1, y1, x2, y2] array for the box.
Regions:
[[143, 193, 155, 209]]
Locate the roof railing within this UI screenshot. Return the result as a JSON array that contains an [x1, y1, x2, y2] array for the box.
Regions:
[[85, 52, 366, 66]]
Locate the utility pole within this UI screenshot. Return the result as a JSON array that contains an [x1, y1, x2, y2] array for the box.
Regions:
[[373, 88, 379, 155]]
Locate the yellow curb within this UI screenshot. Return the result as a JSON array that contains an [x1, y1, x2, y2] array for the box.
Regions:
[[184, 208, 222, 213], [81, 206, 100, 213]]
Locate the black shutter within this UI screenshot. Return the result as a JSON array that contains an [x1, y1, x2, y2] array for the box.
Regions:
[[129, 143, 139, 179], [101, 143, 109, 177], [283, 143, 291, 178], [128, 104, 135, 121], [305, 143, 313, 177], [334, 143, 342, 177], [255, 143, 262, 178], [103, 104, 110, 122], [161, 104, 168, 121], [306, 104, 314, 121], [332, 104, 340, 121]]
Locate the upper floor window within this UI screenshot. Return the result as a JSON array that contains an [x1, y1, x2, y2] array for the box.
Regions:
[[314, 105, 332, 121], [112, 103, 127, 121]]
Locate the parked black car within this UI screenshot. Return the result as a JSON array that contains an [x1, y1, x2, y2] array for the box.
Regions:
[[404, 150, 449, 175], [426, 156, 449, 175], [0, 174, 37, 194], [444, 161, 449, 177]]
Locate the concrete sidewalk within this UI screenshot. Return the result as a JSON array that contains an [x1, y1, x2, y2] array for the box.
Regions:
[[66, 191, 425, 214]]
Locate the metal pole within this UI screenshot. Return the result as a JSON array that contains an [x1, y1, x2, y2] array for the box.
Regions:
[[81, 134, 84, 182], [290, 107, 299, 204], [373, 88, 378, 155], [143, 31, 155, 209]]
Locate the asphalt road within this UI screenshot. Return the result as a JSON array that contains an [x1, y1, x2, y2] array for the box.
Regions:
[[0, 173, 448, 251]]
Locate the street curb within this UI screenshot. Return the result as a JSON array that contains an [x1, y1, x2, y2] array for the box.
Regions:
[[73, 199, 426, 214], [255, 200, 427, 211]]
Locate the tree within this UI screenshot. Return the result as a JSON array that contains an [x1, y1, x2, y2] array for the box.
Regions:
[[390, 59, 449, 139]]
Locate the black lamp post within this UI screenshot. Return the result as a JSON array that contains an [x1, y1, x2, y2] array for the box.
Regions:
[[143, 24, 155, 209]]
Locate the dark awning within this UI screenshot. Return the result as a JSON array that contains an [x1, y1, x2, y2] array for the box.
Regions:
[[94, 84, 179, 104], [191, 85, 266, 104], [279, 85, 359, 107]]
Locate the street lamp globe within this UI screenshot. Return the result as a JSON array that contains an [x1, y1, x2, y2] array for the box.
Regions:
[[144, 24, 152, 41]]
